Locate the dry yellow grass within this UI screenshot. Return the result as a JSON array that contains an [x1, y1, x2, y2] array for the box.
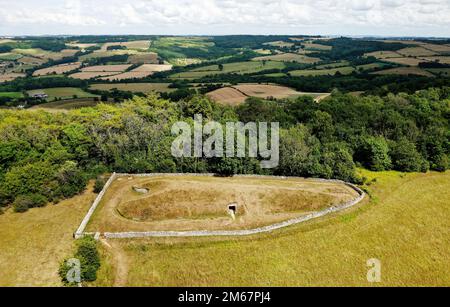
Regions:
[[207, 87, 248, 105], [0, 183, 96, 286], [420, 43, 450, 53], [100, 41, 151, 51], [303, 42, 332, 51], [397, 47, 438, 57], [96, 171, 450, 287], [127, 53, 159, 64], [418, 56, 450, 65], [99, 64, 172, 81], [87, 176, 356, 232], [365, 51, 402, 59], [0, 73, 25, 83], [33, 62, 81, 76]]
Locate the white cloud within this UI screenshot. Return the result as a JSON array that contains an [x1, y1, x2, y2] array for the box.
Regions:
[[0, 0, 448, 36]]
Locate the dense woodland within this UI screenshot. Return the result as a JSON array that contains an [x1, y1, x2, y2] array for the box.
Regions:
[[0, 87, 448, 212]]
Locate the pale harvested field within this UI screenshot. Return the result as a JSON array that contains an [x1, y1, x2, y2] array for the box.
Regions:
[[0, 183, 96, 286], [0, 73, 25, 83], [397, 47, 438, 57], [100, 41, 151, 51], [66, 43, 98, 49], [418, 56, 450, 65], [127, 53, 159, 64], [132, 64, 173, 72], [303, 42, 332, 51], [253, 53, 320, 63], [263, 41, 294, 48], [18, 56, 46, 65], [372, 67, 434, 77], [420, 43, 450, 53], [207, 84, 330, 105], [365, 51, 402, 59], [33, 62, 81, 76], [207, 87, 249, 105], [81, 64, 132, 72], [99, 64, 172, 81], [235, 84, 303, 99], [86, 176, 358, 233], [381, 57, 427, 66], [99, 71, 153, 81], [69, 71, 121, 80], [90, 83, 175, 93]]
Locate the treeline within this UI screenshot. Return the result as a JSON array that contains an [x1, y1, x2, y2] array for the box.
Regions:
[[0, 88, 448, 212]]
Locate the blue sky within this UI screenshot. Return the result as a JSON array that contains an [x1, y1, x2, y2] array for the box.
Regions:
[[0, 0, 449, 37]]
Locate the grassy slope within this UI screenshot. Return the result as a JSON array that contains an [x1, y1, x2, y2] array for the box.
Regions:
[[0, 183, 96, 286], [97, 170, 450, 286]]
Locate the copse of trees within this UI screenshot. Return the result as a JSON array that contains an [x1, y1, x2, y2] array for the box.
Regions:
[[0, 88, 448, 212]]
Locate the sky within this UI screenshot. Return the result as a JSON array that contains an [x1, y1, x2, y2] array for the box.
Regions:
[[0, 0, 449, 37]]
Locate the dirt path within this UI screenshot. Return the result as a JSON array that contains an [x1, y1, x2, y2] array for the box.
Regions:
[[100, 238, 129, 287]]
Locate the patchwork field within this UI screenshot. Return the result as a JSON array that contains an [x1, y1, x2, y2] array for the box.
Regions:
[[302, 42, 332, 51], [32, 62, 81, 76], [127, 53, 159, 64], [253, 53, 320, 63], [171, 61, 286, 79], [69, 64, 132, 80], [86, 176, 358, 233], [372, 67, 434, 77], [99, 64, 173, 81], [207, 84, 329, 105], [381, 57, 426, 66], [90, 83, 175, 93], [397, 47, 438, 57], [100, 40, 151, 51], [92, 171, 450, 287], [290, 67, 355, 76], [27, 87, 99, 100]]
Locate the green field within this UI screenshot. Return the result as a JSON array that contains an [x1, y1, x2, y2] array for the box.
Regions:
[[171, 61, 286, 79], [290, 66, 355, 77], [27, 87, 99, 101], [92, 170, 450, 286], [30, 98, 103, 111], [0, 92, 24, 99], [90, 83, 176, 93], [290, 63, 387, 77], [0, 53, 23, 61]]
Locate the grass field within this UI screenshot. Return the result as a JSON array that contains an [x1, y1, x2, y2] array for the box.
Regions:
[[90, 83, 175, 93], [86, 176, 358, 233], [425, 68, 450, 76], [32, 62, 81, 76], [0, 73, 26, 83], [93, 171, 450, 286], [0, 171, 448, 286], [252, 53, 320, 63], [171, 61, 286, 79], [0, 92, 24, 99], [397, 47, 438, 57], [372, 67, 434, 77], [302, 42, 332, 51], [30, 98, 102, 111], [290, 66, 355, 76], [0, 183, 96, 286], [207, 84, 329, 105], [381, 57, 426, 66], [27, 87, 99, 101], [0, 53, 23, 61]]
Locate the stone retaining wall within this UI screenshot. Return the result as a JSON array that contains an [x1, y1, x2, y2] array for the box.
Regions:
[[75, 173, 366, 239]]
